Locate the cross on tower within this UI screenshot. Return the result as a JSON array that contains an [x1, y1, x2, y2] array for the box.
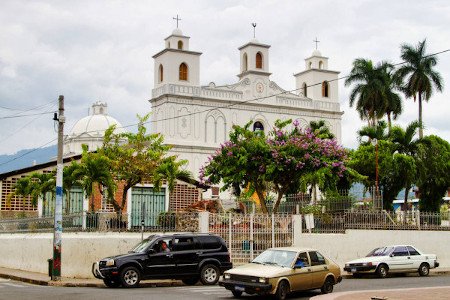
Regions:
[[313, 37, 320, 50], [251, 23, 257, 38], [173, 14, 182, 28]]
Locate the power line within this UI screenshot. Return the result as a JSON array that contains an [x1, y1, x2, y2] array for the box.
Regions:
[[0, 111, 55, 120]]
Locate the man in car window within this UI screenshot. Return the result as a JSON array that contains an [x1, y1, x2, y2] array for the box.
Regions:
[[160, 241, 170, 252]]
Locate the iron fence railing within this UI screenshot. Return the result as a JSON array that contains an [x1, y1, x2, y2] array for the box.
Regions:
[[0, 210, 449, 235]]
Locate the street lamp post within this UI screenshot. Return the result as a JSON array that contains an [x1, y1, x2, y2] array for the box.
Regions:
[[371, 138, 379, 209]]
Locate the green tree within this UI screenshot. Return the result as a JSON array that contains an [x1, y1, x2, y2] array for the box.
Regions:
[[395, 39, 444, 138], [415, 135, 450, 212], [201, 120, 348, 213], [345, 59, 391, 127], [101, 114, 191, 212]]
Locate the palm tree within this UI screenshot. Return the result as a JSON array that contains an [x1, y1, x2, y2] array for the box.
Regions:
[[379, 66, 403, 132], [357, 120, 389, 145], [390, 121, 422, 210], [77, 146, 116, 212], [395, 39, 444, 138], [63, 162, 83, 214], [345, 59, 390, 127], [307, 120, 335, 139]]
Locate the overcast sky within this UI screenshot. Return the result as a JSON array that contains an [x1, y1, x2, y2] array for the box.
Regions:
[[1, 0, 449, 156]]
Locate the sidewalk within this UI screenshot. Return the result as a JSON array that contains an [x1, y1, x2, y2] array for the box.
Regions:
[[312, 286, 450, 300], [0, 267, 183, 288]]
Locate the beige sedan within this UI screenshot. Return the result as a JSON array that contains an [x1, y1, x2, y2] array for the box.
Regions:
[[219, 247, 342, 300]]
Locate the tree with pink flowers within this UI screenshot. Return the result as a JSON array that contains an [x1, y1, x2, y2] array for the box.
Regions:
[[200, 119, 348, 213]]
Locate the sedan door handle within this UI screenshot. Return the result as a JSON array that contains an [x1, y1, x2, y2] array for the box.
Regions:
[[307, 268, 312, 272], [323, 266, 328, 270], [407, 257, 411, 259]]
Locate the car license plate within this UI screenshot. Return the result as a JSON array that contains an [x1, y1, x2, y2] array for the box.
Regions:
[[235, 286, 245, 292], [351, 268, 356, 273]]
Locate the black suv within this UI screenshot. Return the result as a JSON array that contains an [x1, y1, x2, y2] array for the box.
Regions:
[[92, 233, 232, 288]]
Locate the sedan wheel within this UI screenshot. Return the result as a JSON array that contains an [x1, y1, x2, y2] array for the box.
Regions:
[[200, 264, 220, 285], [120, 266, 141, 288], [321, 277, 334, 294], [376, 264, 388, 279], [275, 280, 289, 300], [419, 263, 430, 276]]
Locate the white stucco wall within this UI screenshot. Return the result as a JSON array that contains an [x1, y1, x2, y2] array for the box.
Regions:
[[1, 229, 447, 279], [294, 229, 450, 268]]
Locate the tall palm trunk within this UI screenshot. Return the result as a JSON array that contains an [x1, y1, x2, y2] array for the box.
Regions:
[[387, 113, 392, 134], [418, 91, 423, 138]]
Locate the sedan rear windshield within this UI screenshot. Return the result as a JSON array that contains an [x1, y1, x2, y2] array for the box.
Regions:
[[366, 247, 394, 257]]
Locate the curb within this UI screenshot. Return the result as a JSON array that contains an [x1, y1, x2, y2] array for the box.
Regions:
[[0, 273, 48, 286]]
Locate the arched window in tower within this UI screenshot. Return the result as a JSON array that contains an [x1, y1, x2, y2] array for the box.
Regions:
[[178, 40, 183, 50], [158, 64, 164, 83], [309, 62, 312, 69], [322, 81, 329, 97], [302, 82, 308, 97], [243, 53, 248, 71], [256, 52, 263, 69], [253, 121, 264, 132], [319, 61, 323, 69], [179, 63, 188, 81]]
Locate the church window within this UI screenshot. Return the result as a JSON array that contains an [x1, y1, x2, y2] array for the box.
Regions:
[[179, 63, 188, 81], [253, 121, 264, 132], [319, 61, 323, 69], [243, 53, 248, 71], [256, 52, 263, 69], [159, 64, 164, 83], [309, 62, 312, 69], [322, 81, 329, 97], [178, 40, 183, 50], [302, 83, 308, 97]]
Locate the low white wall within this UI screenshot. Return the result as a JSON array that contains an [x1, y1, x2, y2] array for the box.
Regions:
[[0, 230, 449, 278], [0, 232, 144, 278], [295, 229, 450, 268]]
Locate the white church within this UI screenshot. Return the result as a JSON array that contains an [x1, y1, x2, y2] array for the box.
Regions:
[[149, 27, 343, 196]]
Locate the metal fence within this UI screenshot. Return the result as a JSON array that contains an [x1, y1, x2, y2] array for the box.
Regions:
[[208, 213, 293, 265], [1, 210, 449, 235]]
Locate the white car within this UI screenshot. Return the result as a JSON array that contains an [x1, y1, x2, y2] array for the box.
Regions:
[[344, 245, 439, 278]]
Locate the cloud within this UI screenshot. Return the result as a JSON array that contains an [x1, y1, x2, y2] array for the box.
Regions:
[[0, 0, 449, 155]]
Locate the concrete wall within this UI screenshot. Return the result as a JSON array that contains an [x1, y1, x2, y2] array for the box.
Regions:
[[294, 230, 450, 268], [0, 230, 449, 279]]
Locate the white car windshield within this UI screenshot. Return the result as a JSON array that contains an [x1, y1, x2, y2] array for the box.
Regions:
[[252, 249, 297, 267], [366, 247, 394, 257]]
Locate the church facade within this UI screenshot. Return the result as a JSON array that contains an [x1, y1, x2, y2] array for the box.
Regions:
[[149, 28, 343, 193]]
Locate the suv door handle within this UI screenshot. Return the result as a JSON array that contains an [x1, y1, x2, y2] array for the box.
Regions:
[[166, 254, 173, 258], [196, 252, 203, 255]]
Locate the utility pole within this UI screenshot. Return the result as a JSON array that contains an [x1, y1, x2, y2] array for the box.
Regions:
[[52, 95, 65, 280]]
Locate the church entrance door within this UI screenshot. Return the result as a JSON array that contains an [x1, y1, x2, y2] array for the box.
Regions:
[[130, 187, 166, 228]]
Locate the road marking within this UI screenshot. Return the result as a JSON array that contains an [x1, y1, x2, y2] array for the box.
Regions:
[[3, 282, 26, 288], [0, 278, 11, 282]]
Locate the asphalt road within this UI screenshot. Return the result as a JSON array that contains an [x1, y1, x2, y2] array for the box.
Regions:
[[1, 274, 449, 300]]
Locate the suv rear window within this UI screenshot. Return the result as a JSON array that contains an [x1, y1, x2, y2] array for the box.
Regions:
[[197, 236, 222, 250]]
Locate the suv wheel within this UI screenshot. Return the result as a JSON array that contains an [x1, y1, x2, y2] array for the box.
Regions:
[[200, 264, 220, 285], [120, 266, 141, 288], [182, 277, 199, 285], [103, 278, 121, 288]]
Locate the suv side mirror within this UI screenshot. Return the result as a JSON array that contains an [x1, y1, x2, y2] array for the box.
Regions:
[[390, 253, 394, 257], [148, 249, 156, 255]]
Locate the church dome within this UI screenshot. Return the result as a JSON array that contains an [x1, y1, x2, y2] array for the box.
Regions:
[[69, 102, 124, 137], [312, 49, 322, 57], [64, 101, 125, 155], [172, 28, 183, 36]]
